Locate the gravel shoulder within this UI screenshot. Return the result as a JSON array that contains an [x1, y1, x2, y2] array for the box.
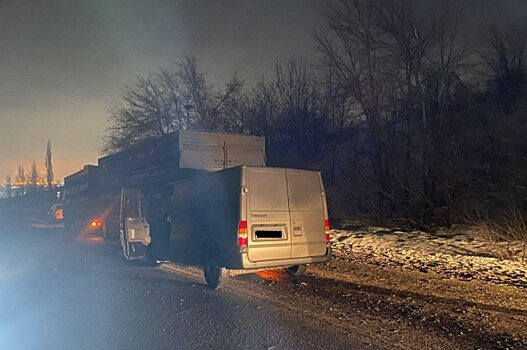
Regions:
[[228, 259, 525, 349], [312, 259, 526, 349], [225, 227, 527, 349]]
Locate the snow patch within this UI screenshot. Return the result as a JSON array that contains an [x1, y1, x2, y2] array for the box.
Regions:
[[331, 228, 527, 288]]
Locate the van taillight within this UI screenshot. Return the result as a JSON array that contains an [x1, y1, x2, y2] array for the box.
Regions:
[[55, 209, 64, 220], [238, 220, 248, 247], [324, 219, 330, 242]]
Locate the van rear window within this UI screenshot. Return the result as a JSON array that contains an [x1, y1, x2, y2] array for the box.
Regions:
[[248, 168, 289, 211], [286, 171, 323, 212]]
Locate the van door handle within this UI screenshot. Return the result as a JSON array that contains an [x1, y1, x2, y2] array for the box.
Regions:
[[293, 226, 303, 236]]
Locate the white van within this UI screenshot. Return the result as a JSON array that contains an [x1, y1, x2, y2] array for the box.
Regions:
[[120, 165, 331, 289]]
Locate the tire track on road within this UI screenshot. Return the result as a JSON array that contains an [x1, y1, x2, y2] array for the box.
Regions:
[[159, 263, 405, 350]]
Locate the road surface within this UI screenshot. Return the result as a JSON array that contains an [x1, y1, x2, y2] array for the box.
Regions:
[[0, 209, 375, 350], [4, 208, 521, 350]]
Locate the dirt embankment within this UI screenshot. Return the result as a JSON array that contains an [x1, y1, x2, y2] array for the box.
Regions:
[[318, 259, 526, 349]]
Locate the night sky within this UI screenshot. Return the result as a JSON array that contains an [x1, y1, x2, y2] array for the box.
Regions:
[[0, 0, 524, 180]]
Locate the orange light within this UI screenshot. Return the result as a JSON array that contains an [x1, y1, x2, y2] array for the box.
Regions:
[[324, 219, 330, 242], [55, 209, 64, 220], [238, 220, 248, 247], [89, 219, 102, 229], [256, 269, 287, 282]]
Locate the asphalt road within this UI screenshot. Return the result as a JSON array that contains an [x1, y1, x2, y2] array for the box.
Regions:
[[0, 209, 369, 350]]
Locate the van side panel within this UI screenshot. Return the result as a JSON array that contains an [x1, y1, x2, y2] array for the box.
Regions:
[[286, 169, 327, 259], [168, 168, 242, 267]]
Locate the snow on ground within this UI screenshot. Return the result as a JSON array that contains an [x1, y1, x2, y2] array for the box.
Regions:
[[330, 226, 527, 288]]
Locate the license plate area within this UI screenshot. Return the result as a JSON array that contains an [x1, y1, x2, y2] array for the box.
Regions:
[[252, 224, 287, 240]]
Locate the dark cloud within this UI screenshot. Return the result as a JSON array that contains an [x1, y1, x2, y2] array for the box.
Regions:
[[0, 0, 524, 179]]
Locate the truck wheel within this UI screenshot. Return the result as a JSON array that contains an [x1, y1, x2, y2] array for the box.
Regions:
[[285, 265, 307, 276], [203, 254, 227, 289]]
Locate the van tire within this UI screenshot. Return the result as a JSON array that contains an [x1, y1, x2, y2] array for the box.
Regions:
[[203, 254, 227, 290], [285, 265, 307, 276]]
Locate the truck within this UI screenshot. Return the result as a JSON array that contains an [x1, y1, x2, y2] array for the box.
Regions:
[[64, 130, 264, 238], [64, 130, 331, 288]]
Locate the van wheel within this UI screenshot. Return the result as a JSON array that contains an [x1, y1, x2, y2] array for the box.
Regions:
[[285, 265, 307, 276], [203, 254, 227, 289]]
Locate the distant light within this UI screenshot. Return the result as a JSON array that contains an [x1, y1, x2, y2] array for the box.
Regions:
[[89, 219, 102, 228]]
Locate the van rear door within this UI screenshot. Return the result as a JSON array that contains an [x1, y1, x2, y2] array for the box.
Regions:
[[120, 187, 151, 260], [246, 167, 291, 262], [286, 169, 327, 259]]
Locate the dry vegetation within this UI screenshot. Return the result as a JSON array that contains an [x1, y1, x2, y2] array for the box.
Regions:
[[470, 208, 527, 263]]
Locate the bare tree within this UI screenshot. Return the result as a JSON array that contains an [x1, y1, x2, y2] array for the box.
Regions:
[[275, 60, 325, 157], [175, 55, 212, 129], [103, 55, 245, 153], [425, 1, 473, 222], [247, 77, 279, 137], [432, 1, 472, 120], [315, 0, 398, 215], [481, 22, 527, 114], [45, 140, 54, 189], [16, 165, 25, 196], [30, 160, 38, 189], [314, 0, 476, 221], [175, 56, 249, 132], [217, 75, 249, 133], [17, 165, 25, 183], [374, 0, 437, 203]]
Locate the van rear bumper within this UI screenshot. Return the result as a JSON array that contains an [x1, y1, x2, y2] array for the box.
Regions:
[[238, 246, 331, 269]]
